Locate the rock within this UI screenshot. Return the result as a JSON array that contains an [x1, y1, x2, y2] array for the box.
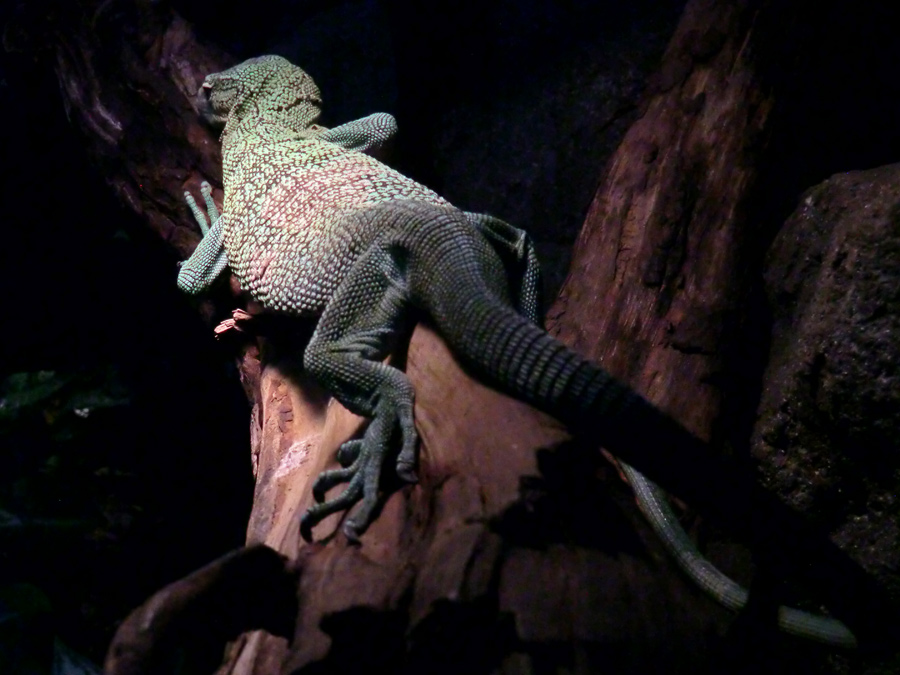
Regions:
[[754, 163, 900, 597]]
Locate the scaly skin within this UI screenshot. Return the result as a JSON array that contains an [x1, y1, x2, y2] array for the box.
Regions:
[[178, 55, 855, 647]]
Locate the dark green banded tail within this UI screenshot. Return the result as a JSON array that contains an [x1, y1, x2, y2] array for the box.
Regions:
[[385, 200, 887, 647]]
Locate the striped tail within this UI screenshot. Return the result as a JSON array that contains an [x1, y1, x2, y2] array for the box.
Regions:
[[394, 201, 875, 647]]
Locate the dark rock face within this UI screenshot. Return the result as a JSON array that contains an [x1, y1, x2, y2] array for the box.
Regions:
[[754, 164, 900, 596]]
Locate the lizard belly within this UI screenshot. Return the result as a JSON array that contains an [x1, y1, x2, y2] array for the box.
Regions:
[[225, 156, 448, 315]]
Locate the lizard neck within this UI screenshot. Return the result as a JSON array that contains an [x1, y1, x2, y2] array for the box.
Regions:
[[220, 103, 322, 184]]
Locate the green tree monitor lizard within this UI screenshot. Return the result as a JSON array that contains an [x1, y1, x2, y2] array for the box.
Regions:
[[176, 55, 855, 648]]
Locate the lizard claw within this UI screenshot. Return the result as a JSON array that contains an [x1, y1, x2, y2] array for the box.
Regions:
[[300, 468, 364, 542], [395, 399, 418, 482], [396, 462, 418, 483], [311, 457, 361, 502], [300, 394, 418, 541], [337, 439, 363, 467]]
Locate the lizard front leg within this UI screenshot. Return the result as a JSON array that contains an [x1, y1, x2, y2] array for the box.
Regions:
[[317, 112, 398, 155], [177, 181, 229, 294], [299, 239, 416, 542]]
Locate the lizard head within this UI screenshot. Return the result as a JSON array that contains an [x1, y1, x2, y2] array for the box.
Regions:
[[197, 55, 323, 140]]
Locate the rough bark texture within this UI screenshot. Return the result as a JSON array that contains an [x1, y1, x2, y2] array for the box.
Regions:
[[547, 0, 774, 445], [754, 165, 900, 601], [541, 0, 778, 647], [4, 0, 232, 269]]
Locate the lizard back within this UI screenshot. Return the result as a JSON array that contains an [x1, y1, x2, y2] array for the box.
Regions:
[[222, 114, 448, 316]]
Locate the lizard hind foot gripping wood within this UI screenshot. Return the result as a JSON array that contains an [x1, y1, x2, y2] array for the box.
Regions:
[[178, 54, 857, 648]]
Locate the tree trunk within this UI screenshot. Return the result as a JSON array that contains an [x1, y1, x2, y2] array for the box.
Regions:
[[549, 0, 774, 442]]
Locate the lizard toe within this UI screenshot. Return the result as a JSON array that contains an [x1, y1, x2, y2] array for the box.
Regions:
[[337, 439, 363, 466], [311, 460, 360, 502], [301, 471, 365, 541]]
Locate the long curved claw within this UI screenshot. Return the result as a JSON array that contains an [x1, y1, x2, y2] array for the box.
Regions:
[[395, 401, 418, 482], [311, 461, 361, 502], [337, 439, 363, 467], [300, 470, 364, 542], [342, 436, 387, 540], [200, 181, 220, 222], [300, 418, 389, 542], [300, 394, 420, 542]]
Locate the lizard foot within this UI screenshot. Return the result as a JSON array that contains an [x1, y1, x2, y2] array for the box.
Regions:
[[300, 395, 418, 542], [213, 309, 256, 338]]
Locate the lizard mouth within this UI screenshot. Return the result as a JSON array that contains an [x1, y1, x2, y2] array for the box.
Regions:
[[196, 83, 222, 127]]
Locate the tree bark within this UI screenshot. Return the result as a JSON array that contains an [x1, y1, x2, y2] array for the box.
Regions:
[[548, 0, 774, 442], [208, 320, 733, 674]]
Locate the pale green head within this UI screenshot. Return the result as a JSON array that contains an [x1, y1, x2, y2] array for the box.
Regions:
[[198, 55, 323, 139]]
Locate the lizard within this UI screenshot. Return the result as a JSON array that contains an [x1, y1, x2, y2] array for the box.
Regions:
[[176, 54, 856, 647]]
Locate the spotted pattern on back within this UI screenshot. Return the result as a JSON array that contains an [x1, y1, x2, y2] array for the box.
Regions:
[[205, 55, 448, 315]]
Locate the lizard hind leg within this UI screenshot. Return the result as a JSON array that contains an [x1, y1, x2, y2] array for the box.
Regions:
[[300, 239, 417, 542], [464, 211, 544, 325]]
